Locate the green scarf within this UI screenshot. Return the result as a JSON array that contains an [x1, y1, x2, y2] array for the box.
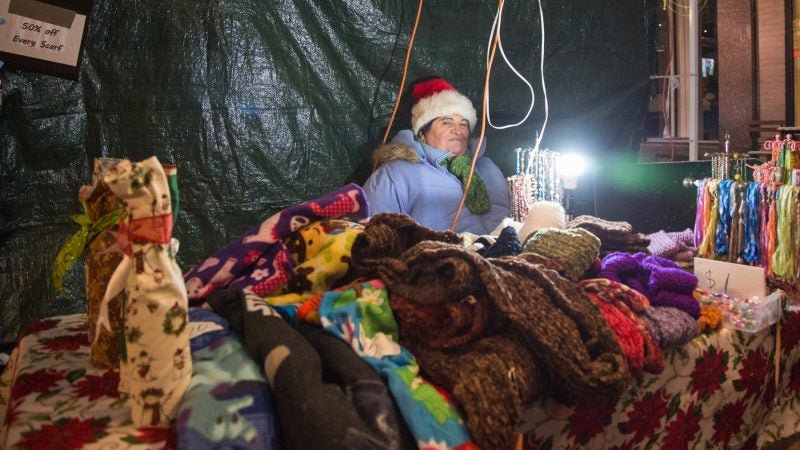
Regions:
[[441, 154, 491, 215]]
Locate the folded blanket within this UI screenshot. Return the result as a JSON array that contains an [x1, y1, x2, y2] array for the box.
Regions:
[[178, 308, 280, 449], [317, 280, 478, 450], [208, 289, 400, 450], [184, 184, 369, 304]]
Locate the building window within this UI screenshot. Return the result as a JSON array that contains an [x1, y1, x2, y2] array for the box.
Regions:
[[644, 0, 718, 142]]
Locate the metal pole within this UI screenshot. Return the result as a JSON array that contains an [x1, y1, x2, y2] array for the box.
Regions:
[[689, 0, 699, 160]]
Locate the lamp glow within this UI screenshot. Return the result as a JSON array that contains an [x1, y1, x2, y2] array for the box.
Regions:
[[557, 152, 588, 189]]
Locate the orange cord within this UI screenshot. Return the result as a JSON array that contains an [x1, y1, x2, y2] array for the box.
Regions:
[[450, 0, 503, 231], [380, 0, 424, 147]]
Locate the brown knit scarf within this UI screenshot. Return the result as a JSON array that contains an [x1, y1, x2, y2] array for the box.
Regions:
[[348, 212, 462, 278], [390, 292, 494, 349], [409, 336, 538, 450], [348, 216, 631, 449]]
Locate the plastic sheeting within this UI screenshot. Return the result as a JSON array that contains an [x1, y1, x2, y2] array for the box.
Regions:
[[0, 0, 652, 342]]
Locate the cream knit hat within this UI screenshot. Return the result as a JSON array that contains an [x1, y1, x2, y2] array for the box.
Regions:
[[519, 201, 566, 244]]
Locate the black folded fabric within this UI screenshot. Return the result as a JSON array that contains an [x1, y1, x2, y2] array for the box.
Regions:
[[294, 322, 416, 450], [208, 289, 399, 450]]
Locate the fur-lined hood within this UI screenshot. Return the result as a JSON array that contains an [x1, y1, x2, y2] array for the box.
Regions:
[[371, 142, 420, 169]]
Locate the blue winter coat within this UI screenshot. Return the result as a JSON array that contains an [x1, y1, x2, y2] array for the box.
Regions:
[[362, 130, 510, 234]]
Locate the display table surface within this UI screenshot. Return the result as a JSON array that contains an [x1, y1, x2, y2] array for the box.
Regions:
[[519, 311, 800, 449], [0, 310, 279, 450], [2, 311, 799, 450]]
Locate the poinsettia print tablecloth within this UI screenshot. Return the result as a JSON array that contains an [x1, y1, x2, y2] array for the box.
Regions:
[[0, 314, 173, 449], [0, 311, 279, 450], [519, 311, 800, 450]]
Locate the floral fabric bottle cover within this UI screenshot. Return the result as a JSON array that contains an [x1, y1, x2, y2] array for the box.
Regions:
[[102, 156, 191, 427]]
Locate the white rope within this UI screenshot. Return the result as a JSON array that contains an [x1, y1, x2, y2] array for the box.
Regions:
[[485, 1, 535, 130], [484, 1, 549, 154], [532, 0, 548, 152]]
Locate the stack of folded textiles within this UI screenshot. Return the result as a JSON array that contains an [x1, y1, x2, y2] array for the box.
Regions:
[[568, 215, 650, 256], [647, 228, 696, 266]]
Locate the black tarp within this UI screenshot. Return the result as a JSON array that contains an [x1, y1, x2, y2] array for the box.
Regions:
[[0, 0, 654, 342]]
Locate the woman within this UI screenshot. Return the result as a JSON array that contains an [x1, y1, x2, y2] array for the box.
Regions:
[[363, 77, 510, 235]]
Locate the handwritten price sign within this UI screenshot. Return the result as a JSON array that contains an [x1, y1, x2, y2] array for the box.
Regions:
[[693, 257, 766, 299], [0, 0, 93, 79]]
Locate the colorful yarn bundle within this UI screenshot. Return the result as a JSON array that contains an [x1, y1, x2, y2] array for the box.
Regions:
[[585, 292, 645, 374], [693, 178, 800, 281], [580, 278, 665, 374]]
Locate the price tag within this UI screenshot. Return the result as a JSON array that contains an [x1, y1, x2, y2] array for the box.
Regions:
[[0, 0, 93, 79]]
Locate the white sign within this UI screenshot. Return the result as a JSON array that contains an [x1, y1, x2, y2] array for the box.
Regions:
[[0, 0, 86, 67], [694, 257, 767, 299]]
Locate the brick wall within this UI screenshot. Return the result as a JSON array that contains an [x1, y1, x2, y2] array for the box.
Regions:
[[756, 0, 787, 122], [717, 0, 755, 150]]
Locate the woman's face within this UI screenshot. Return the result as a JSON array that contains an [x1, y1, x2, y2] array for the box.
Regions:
[[422, 114, 470, 156]]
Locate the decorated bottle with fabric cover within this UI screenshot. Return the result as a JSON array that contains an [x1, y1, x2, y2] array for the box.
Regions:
[[102, 156, 191, 427]]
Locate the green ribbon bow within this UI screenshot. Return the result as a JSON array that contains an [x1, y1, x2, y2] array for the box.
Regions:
[[441, 154, 491, 215], [52, 204, 122, 292]]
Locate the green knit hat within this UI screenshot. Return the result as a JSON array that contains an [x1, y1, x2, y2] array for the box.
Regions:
[[521, 227, 601, 281]]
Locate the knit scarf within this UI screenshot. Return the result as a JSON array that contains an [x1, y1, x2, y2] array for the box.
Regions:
[[441, 155, 490, 214]]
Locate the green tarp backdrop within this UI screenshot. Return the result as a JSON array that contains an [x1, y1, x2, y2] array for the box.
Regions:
[[0, 0, 654, 342]]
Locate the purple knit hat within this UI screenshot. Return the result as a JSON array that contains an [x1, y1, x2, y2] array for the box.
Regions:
[[598, 252, 651, 295], [600, 252, 701, 319]]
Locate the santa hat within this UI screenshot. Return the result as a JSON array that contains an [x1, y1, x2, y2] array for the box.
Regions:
[[410, 77, 478, 135]]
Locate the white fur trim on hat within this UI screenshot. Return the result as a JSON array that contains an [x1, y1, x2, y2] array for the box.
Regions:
[[411, 89, 477, 135]]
